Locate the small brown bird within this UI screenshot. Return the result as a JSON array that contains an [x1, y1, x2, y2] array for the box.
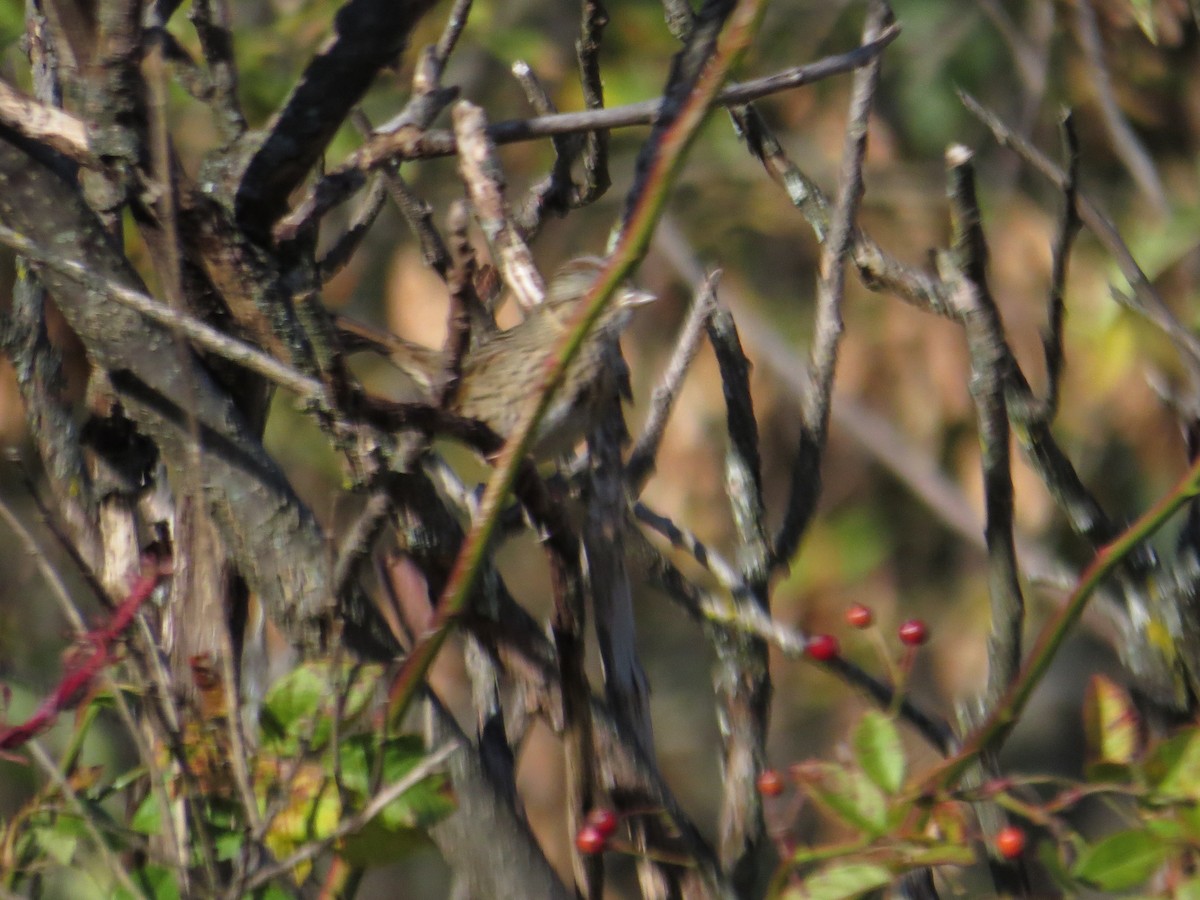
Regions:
[[339, 257, 654, 457]]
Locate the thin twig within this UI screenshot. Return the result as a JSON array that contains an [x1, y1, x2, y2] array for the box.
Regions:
[[332, 485, 396, 600], [27, 740, 144, 898], [626, 270, 721, 490], [705, 301, 772, 879], [351, 110, 451, 279], [652, 217, 1124, 631], [1036, 111, 1081, 421], [279, 29, 900, 235], [0, 488, 83, 632], [511, 60, 584, 238], [628, 520, 955, 763], [734, 102, 948, 314], [1073, 0, 1167, 216], [317, 171, 388, 283], [959, 91, 1200, 387], [942, 144, 1025, 706], [0, 223, 329, 403], [241, 740, 462, 892], [453, 101, 545, 311], [371, 0, 474, 136], [574, 0, 612, 205], [771, 0, 890, 566], [635, 501, 748, 597], [188, 0, 246, 143]]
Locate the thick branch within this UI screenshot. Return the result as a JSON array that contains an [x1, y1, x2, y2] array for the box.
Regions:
[[0, 126, 333, 654], [232, 0, 440, 231]]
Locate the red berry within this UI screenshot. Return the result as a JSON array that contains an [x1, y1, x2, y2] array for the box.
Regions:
[[898, 619, 928, 646], [756, 769, 784, 797], [846, 603, 874, 629], [995, 825, 1026, 859], [585, 807, 619, 838], [806, 634, 839, 661], [575, 824, 607, 855]]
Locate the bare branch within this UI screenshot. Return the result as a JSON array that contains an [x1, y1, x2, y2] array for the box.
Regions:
[[0, 223, 328, 403], [188, 0, 245, 143], [705, 302, 772, 880], [452, 101, 545, 311], [629, 517, 957, 754], [0, 78, 90, 164], [283, 31, 899, 233], [626, 270, 721, 489], [511, 60, 586, 238], [960, 90, 1200, 388], [232, 0, 441, 231], [574, 0, 612, 205], [351, 110, 451, 278], [772, 0, 891, 565], [942, 144, 1025, 705], [0, 130, 334, 654], [317, 171, 388, 283], [1073, 0, 1167, 216], [1037, 111, 1081, 421], [242, 740, 463, 892], [652, 216, 1125, 630]]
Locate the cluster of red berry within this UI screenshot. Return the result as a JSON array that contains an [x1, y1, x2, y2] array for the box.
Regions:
[[574, 807, 620, 855], [581, 603, 1031, 866], [775, 605, 1031, 863], [804, 604, 929, 662]]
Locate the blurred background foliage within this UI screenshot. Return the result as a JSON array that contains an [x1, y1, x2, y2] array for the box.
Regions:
[[2, 0, 1200, 894]]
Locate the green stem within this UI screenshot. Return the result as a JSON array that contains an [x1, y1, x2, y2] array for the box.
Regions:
[[388, 0, 768, 726], [923, 451, 1200, 793]]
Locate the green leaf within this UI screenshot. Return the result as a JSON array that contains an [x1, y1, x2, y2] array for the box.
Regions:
[[1145, 730, 1200, 801], [331, 734, 455, 865], [32, 823, 78, 865], [261, 765, 341, 882], [784, 863, 891, 900], [1072, 829, 1168, 891], [258, 661, 384, 753], [213, 828, 245, 862], [337, 735, 455, 831], [804, 763, 889, 837], [1145, 817, 1184, 842], [259, 663, 328, 751], [854, 711, 905, 794], [114, 865, 181, 900], [1083, 675, 1139, 775], [130, 792, 161, 836]]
